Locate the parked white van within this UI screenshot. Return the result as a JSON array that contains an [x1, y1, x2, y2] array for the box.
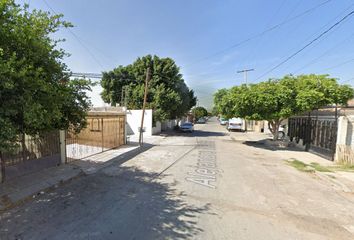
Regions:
[[227, 118, 243, 131]]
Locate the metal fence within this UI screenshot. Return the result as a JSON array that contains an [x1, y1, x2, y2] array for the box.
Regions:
[[0, 114, 126, 182], [288, 117, 337, 159], [66, 116, 125, 162], [2, 131, 61, 180]]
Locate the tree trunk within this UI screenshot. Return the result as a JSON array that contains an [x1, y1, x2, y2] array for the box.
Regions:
[[21, 133, 27, 162], [0, 151, 5, 183], [269, 120, 281, 140]]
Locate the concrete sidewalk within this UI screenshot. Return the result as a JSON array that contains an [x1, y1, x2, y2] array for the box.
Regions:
[[71, 144, 140, 174], [231, 131, 354, 193], [0, 164, 82, 211], [0, 142, 154, 212], [229, 131, 272, 142]]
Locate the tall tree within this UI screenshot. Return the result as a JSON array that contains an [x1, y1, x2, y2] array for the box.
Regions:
[[0, 1, 91, 181], [101, 55, 196, 121], [192, 106, 208, 120], [214, 74, 354, 140], [213, 88, 228, 116]]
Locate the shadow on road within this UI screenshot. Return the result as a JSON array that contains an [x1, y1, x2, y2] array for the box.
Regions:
[[161, 130, 228, 138], [242, 140, 304, 152], [0, 164, 210, 239], [70, 142, 155, 173]]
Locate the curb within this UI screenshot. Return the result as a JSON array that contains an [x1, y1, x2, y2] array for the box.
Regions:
[[0, 169, 84, 213], [0, 144, 154, 213]]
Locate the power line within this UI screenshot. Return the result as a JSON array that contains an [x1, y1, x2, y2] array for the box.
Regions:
[[237, 68, 255, 85], [290, 2, 354, 74], [321, 58, 354, 72], [70, 72, 103, 79], [254, 10, 354, 81], [283, 0, 303, 21], [242, 0, 287, 68], [244, 0, 303, 75], [246, 0, 309, 73], [250, 1, 354, 81], [293, 31, 354, 74], [43, 0, 106, 69], [341, 77, 354, 84], [184, 0, 332, 67], [69, 72, 142, 86]]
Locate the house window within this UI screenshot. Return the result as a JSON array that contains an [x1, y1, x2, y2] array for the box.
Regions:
[[90, 118, 102, 132]]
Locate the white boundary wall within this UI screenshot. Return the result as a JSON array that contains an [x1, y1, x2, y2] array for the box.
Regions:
[[126, 109, 162, 137], [161, 119, 178, 131], [126, 109, 154, 137], [152, 121, 161, 135]]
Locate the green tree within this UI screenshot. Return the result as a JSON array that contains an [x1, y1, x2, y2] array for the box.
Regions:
[[192, 106, 208, 120], [214, 74, 354, 140], [0, 1, 91, 181], [213, 88, 228, 116], [101, 55, 196, 121]]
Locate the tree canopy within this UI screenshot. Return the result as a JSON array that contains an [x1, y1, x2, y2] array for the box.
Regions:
[[192, 106, 208, 120], [213, 88, 228, 117], [213, 74, 354, 139], [0, 1, 92, 153], [101, 55, 196, 121]]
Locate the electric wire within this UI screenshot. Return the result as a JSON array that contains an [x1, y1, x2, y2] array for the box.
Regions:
[[254, 10, 354, 81], [184, 0, 332, 67], [321, 58, 354, 72], [242, 0, 288, 68], [43, 0, 106, 69], [293, 31, 354, 74]]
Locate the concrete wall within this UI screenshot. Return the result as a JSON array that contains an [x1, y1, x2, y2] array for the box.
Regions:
[[126, 109, 154, 137], [161, 119, 178, 131], [128, 118, 177, 133], [152, 121, 161, 135], [244, 120, 265, 132], [335, 116, 354, 164]]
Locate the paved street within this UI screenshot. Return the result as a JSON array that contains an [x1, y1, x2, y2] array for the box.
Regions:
[[1, 118, 354, 240]]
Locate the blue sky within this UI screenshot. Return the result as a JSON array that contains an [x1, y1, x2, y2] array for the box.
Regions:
[[21, 0, 354, 108]]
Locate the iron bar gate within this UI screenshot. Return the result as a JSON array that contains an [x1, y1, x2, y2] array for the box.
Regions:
[[288, 116, 337, 160], [2, 131, 61, 180]]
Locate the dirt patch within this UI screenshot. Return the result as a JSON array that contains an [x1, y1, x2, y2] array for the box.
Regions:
[[286, 159, 332, 173], [283, 211, 354, 239]]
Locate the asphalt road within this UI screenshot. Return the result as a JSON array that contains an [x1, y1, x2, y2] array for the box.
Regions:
[[1, 118, 354, 239]]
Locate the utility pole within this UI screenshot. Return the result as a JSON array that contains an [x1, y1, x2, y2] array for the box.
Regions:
[[139, 67, 151, 146], [237, 68, 254, 85], [237, 68, 254, 132], [120, 87, 124, 106]]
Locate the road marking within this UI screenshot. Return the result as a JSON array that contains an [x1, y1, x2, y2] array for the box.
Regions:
[[186, 140, 218, 189]]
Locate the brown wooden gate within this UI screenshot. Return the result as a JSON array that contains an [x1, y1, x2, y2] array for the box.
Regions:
[[66, 115, 125, 162]]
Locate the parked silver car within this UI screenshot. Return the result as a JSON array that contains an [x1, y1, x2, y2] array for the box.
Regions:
[[196, 117, 206, 124], [219, 117, 228, 125], [227, 118, 243, 131], [180, 122, 194, 133]]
